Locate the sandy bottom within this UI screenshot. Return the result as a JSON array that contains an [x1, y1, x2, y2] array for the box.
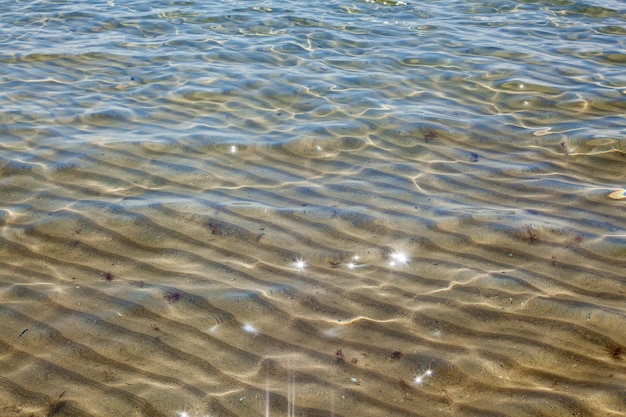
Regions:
[[0, 134, 625, 417]]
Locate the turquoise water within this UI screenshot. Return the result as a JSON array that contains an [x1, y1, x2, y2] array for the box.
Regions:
[[1, 1, 625, 416]]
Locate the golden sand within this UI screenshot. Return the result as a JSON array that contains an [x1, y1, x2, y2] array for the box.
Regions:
[[0, 133, 624, 417]]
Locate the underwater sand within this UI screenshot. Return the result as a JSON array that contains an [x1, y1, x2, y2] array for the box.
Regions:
[[1, 1, 625, 416], [1, 131, 625, 417]]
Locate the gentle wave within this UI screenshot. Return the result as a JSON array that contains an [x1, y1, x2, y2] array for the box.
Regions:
[[1, 0, 625, 416]]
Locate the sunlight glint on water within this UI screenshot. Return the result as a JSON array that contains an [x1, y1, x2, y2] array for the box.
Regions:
[[0, 0, 624, 416]]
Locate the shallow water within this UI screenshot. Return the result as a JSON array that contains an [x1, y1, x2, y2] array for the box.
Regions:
[[0, 0, 625, 416]]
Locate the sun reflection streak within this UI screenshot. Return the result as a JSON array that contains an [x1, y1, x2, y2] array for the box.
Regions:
[[388, 251, 409, 267], [288, 365, 295, 417], [265, 376, 270, 417], [414, 368, 434, 386], [291, 257, 307, 271]]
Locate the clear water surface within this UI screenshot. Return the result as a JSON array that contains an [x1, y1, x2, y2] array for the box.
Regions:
[[0, 1, 625, 416]]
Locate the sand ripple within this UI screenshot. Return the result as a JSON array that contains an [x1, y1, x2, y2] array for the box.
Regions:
[[0, 129, 624, 416], [1, 0, 625, 416]]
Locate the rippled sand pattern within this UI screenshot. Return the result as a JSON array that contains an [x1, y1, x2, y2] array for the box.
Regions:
[[1, 1, 626, 416]]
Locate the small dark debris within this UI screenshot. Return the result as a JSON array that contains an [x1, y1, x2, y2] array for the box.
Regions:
[[47, 391, 67, 416], [398, 379, 413, 394], [521, 224, 539, 243], [423, 131, 437, 142], [163, 291, 181, 303], [103, 272, 114, 282], [335, 349, 345, 365], [391, 350, 403, 360], [468, 152, 479, 162], [328, 259, 342, 268], [605, 343, 623, 361], [207, 222, 219, 235], [47, 399, 68, 416]]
